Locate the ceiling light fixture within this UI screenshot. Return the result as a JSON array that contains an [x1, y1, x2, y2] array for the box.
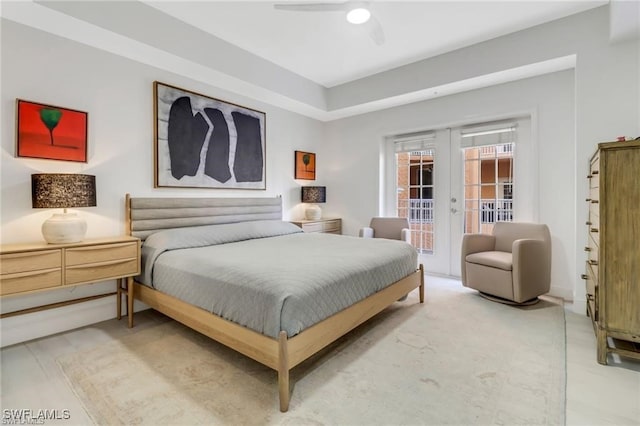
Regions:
[[346, 7, 370, 24]]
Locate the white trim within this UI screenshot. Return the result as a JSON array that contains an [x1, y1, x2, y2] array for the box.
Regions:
[[549, 285, 573, 302], [0, 296, 149, 348]]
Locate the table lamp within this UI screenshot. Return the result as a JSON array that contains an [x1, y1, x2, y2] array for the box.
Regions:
[[301, 186, 326, 220], [31, 173, 97, 244]]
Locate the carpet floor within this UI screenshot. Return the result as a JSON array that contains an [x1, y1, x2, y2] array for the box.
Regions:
[[57, 280, 566, 425]]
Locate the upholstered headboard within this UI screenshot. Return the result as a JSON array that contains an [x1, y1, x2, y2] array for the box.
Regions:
[[126, 194, 282, 241]]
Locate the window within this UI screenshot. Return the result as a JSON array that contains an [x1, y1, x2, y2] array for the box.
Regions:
[[461, 122, 516, 234], [395, 133, 435, 254]]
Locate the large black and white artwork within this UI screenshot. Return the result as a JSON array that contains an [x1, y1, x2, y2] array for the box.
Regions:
[[154, 82, 266, 189]]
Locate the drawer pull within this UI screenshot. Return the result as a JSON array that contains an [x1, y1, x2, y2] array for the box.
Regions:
[[587, 174, 592, 179], [590, 199, 599, 204], [66, 258, 136, 270], [581, 274, 588, 280], [586, 221, 592, 226], [1, 267, 60, 280], [584, 246, 591, 252], [591, 228, 599, 233], [585, 198, 591, 202], [592, 170, 599, 175], [588, 260, 598, 266]]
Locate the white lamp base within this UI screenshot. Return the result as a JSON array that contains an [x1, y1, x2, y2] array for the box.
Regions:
[[305, 204, 322, 220], [42, 212, 87, 244]]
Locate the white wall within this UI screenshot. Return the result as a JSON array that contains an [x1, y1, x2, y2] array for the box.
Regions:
[[0, 20, 324, 346], [324, 71, 575, 301]]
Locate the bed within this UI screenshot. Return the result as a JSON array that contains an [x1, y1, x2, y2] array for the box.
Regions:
[[124, 194, 424, 412]]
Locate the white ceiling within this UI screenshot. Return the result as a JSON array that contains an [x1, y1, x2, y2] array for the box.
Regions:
[[144, 0, 607, 88], [7, 0, 633, 120]]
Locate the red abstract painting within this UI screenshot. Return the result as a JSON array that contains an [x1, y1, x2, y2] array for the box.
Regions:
[[16, 100, 88, 162]]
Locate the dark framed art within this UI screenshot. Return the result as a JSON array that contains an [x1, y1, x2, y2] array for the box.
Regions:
[[16, 99, 88, 162], [154, 81, 266, 189], [295, 151, 316, 180]]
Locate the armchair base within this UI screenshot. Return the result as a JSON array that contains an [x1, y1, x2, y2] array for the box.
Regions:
[[478, 292, 540, 306]]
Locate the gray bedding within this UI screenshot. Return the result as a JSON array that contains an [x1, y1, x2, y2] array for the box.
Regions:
[[140, 220, 418, 338]]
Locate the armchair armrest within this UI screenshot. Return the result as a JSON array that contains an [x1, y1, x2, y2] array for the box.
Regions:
[[400, 228, 411, 244], [461, 233, 496, 257], [461, 233, 495, 285], [512, 239, 551, 301], [359, 227, 374, 238]]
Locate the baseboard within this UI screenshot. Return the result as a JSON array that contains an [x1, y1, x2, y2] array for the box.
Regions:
[[572, 300, 587, 315], [0, 296, 148, 348], [548, 285, 573, 302]]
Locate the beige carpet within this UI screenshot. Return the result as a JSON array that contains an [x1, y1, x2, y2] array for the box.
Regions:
[[57, 279, 566, 425]]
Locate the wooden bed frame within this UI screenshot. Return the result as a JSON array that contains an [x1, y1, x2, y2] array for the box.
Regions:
[[125, 194, 424, 412]]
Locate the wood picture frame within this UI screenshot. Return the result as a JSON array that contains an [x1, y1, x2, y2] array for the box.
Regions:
[[16, 99, 88, 163], [154, 82, 266, 189], [295, 151, 316, 180]]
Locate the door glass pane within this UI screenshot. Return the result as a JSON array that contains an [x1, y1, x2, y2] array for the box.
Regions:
[[463, 143, 514, 234], [396, 149, 434, 254]]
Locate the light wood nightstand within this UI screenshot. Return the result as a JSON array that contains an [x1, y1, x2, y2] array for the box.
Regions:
[[0, 236, 141, 327], [290, 218, 342, 234]]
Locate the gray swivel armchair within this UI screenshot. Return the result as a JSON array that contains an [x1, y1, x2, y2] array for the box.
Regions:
[[461, 222, 551, 305], [359, 217, 411, 243]]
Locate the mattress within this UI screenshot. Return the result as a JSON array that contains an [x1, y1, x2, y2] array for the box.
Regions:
[[139, 220, 418, 338]]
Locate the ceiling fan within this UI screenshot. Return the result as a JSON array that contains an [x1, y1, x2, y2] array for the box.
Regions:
[[273, 2, 385, 45]]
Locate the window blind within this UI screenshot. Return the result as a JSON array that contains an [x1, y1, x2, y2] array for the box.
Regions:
[[460, 120, 517, 148], [394, 131, 435, 153]]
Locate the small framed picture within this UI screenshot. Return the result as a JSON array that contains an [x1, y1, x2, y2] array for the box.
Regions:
[[16, 99, 88, 163], [295, 151, 316, 180]]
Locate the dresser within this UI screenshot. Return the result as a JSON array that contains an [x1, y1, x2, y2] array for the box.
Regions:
[[0, 236, 141, 326], [290, 218, 342, 234], [583, 139, 640, 364]]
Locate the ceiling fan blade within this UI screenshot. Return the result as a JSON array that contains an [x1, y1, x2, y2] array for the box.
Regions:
[[274, 3, 349, 12], [363, 15, 385, 45]]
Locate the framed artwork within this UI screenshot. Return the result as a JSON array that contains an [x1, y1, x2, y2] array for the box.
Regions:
[[154, 81, 266, 189], [295, 151, 316, 180], [16, 99, 88, 162]]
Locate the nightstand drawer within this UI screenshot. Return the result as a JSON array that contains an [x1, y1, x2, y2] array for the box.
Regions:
[[66, 257, 139, 285], [0, 250, 61, 274], [0, 269, 62, 295], [322, 219, 341, 233], [66, 242, 138, 266], [302, 223, 323, 233]]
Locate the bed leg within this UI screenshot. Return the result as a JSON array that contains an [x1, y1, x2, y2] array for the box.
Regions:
[[127, 277, 135, 328], [419, 264, 425, 303], [278, 331, 290, 412]]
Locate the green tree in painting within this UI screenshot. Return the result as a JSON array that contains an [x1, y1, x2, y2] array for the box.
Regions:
[[302, 153, 311, 171], [39, 108, 62, 145]]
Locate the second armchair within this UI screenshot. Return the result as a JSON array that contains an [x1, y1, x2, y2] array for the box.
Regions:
[[359, 217, 411, 243]]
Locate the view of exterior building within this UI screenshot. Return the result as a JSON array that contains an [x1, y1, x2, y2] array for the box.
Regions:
[[396, 143, 514, 253], [463, 143, 514, 235], [397, 149, 434, 253]]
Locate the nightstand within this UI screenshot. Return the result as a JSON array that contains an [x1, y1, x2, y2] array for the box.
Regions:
[[0, 236, 141, 327], [290, 218, 342, 234]]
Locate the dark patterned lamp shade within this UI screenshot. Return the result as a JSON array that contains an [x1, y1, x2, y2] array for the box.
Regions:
[[31, 174, 96, 244], [301, 186, 326, 220], [32, 174, 96, 208], [301, 186, 326, 204]]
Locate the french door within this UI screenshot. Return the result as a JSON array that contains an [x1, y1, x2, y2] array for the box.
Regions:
[[391, 118, 530, 277], [394, 129, 452, 275]]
